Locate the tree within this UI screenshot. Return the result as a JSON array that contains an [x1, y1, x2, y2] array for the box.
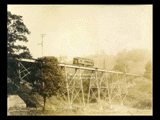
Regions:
[[7, 11, 32, 59], [113, 49, 152, 74], [113, 50, 129, 73], [32, 56, 64, 110], [126, 49, 151, 63], [144, 61, 152, 80]]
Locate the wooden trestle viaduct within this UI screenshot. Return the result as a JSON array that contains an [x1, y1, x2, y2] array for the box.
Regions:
[[7, 58, 141, 110]]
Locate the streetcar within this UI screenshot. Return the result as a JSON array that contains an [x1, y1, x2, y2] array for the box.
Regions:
[[73, 57, 94, 67]]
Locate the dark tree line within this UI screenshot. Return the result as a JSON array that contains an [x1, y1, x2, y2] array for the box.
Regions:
[[7, 11, 32, 59]]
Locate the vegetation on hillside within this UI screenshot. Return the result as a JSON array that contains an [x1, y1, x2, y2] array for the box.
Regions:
[[144, 60, 152, 80], [124, 78, 152, 109], [112, 49, 151, 75], [113, 49, 128, 73]]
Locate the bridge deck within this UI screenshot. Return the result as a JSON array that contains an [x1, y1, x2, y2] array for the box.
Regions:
[[8, 58, 140, 77], [57, 64, 140, 76]]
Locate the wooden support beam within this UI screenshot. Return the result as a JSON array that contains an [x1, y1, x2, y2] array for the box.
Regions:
[[80, 68, 85, 108], [65, 66, 71, 107]]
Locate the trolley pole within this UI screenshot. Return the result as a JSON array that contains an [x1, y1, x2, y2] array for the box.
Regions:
[[41, 34, 46, 57], [38, 34, 46, 57]]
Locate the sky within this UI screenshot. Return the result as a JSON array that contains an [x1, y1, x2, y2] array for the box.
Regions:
[[7, 5, 152, 61]]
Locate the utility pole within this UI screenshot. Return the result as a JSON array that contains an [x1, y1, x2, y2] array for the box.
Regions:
[[41, 34, 46, 57], [38, 34, 46, 57], [37, 34, 46, 96]]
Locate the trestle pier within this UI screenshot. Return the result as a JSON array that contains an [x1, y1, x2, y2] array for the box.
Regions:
[[58, 63, 140, 109]]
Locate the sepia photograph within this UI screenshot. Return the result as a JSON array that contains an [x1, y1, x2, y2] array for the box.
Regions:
[[7, 4, 153, 116]]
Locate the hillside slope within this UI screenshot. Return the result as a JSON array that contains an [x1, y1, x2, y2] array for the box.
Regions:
[[8, 82, 43, 108], [123, 77, 152, 109]]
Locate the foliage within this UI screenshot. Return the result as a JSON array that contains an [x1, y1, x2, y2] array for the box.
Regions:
[[32, 56, 64, 109], [113, 49, 129, 73], [7, 59, 19, 82], [113, 49, 152, 74], [7, 11, 32, 59], [126, 49, 151, 63], [144, 61, 152, 80]]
